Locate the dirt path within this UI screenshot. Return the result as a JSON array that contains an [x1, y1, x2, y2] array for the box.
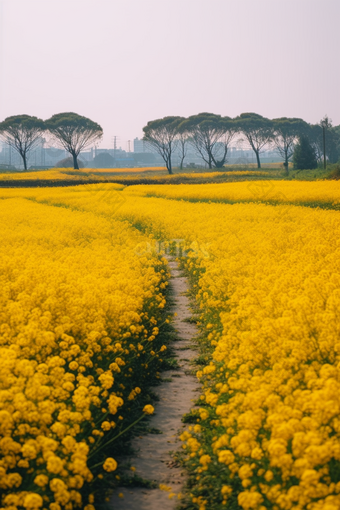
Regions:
[[110, 258, 200, 509]]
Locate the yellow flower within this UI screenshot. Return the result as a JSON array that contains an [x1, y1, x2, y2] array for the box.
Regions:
[[221, 485, 232, 497], [264, 470, 274, 482], [47, 456, 64, 474], [199, 454, 211, 466], [2, 169, 340, 510], [23, 493, 44, 509], [34, 474, 49, 487], [218, 450, 235, 465], [49, 504, 62, 510], [143, 405, 154, 415], [103, 457, 118, 472]]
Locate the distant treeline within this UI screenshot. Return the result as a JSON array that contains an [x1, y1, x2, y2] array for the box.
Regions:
[[1, 111, 339, 173], [143, 113, 340, 174], [0, 112, 103, 171]]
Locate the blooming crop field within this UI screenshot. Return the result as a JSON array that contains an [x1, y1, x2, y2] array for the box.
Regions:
[[126, 180, 340, 209], [0, 167, 167, 182], [1, 181, 340, 510], [0, 191, 170, 510]]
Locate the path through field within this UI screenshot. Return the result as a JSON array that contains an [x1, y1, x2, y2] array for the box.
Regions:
[[110, 258, 200, 509]]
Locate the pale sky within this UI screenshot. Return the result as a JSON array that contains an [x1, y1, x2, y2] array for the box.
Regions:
[[1, 0, 339, 150]]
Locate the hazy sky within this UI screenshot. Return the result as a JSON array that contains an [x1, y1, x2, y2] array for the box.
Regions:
[[1, 0, 339, 150]]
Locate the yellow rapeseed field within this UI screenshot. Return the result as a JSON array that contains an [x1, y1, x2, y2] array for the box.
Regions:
[[114, 191, 340, 510], [0, 192, 170, 510], [126, 179, 340, 208], [0, 167, 166, 182], [0, 167, 272, 183], [0, 167, 169, 182], [1, 181, 340, 510], [0, 170, 92, 181]]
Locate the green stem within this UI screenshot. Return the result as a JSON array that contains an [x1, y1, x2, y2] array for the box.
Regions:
[[88, 413, 146, 461]]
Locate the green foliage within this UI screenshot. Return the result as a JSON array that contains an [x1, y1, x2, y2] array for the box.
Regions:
[[181, 410, 200, 424], [327, 126, 340, 163], [179, 113, 237, 169], [307, 119, 340, 164], [55, 157, 86, 169], [293, 135, 318, 170], [46, 112, 102, 132], [45, 112, 103, 170], [333, 125, 340, 163], [0, 114, 45, 132], [92, 152, 115, 168], [0, 115, 45, 171], [272, 117, 308, 173], [234, 113, 273, 168], [326, 163, 340, 180]]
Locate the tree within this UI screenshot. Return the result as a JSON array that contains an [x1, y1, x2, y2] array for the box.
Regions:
[[92, 152, 115, 168], [179, 113, 237, 169], [307, 124, 323, 163], [293, 135, 317, 170], [180, 113, 237, 169], [177, 130, 189, 170], [0, 115, 45, 170], [143, 116, 183, 174], [45, 112, 103, 170], [320, 115, 332, 169], [331, 125, 340, 163], [272, 117, 307, 175], [307, 119, 339, 166], [236, 113, 273, 168]]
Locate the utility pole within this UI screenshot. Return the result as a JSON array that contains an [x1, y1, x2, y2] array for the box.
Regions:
[[322, 125, 326, 170], [113, 136, 117, 158], [320, 115, 332, 171]]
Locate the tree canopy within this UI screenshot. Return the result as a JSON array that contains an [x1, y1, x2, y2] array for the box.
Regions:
[[0, 115, 45, 170], [179, 113, 237, 169], [306, 117, 339, 166], [45, 112, 103, 170], [235, 113, 273, 168], [1, 109, 338, 172], [293, 135, 318, 170], [272, 118, 307, 174], [143, 116, 184, 174]]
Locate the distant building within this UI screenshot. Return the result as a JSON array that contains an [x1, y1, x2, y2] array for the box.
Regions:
[[134, 138, 147, 153]]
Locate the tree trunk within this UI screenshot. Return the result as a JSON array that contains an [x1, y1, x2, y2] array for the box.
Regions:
[[180, 155, 185, 170], [213, 151, 227, 168], [284, 150, 289, 176], [72, 152, 79, 170], [22, 152, 28, 171], [255, 150, 261, 168], [323, 126, 327, 170], [166, 156, 173, 175]]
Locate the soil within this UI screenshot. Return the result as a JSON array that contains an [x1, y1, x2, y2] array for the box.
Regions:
[[109, 258, 200, 509]]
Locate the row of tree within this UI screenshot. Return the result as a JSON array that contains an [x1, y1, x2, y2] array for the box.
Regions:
[[143, 113, 340, 174], [1, 111, 339, 173], [0, 113, 103, 170]]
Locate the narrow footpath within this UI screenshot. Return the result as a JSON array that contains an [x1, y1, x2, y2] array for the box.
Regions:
[[110, 258, 200, 509]]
